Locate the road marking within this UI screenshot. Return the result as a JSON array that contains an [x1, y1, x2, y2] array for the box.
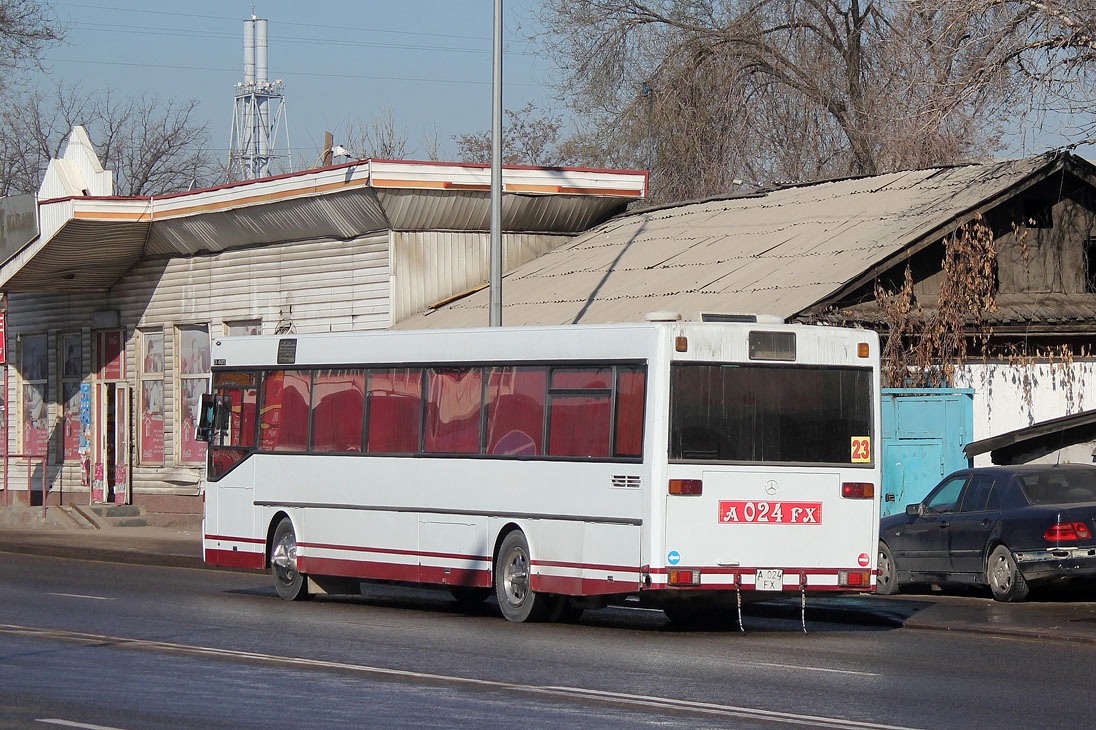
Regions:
[[37, 720, 127, 730], [3, 623, 917, 730], [46, 593, 115, 601]]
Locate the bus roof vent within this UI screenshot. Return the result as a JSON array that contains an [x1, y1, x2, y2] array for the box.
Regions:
[[700, 312, 785, 324], [701, 312, 758, 323], [645, 311, 682, 322]]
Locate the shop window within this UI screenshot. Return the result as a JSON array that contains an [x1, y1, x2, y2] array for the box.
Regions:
[[139, 330, 165, 464], [225, 319, 261, 336], [21, 333, 49, 457], [485, 367, 546, 456], [311, 369, 365, 452], [59, 332, 83, 462], [178, 325, 210, 464], [424, 368, 483, 454], [367, 368, 423, 454]]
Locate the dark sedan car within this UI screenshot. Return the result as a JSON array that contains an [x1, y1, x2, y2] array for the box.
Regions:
[[877, 464, 1096, 601]]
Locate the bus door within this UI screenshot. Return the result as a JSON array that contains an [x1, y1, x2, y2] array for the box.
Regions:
[[92, 330, 130, 505]]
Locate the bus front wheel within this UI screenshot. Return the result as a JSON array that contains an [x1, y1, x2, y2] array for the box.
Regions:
[[271, 518, 310, 601], [495, 531, 557, 622]]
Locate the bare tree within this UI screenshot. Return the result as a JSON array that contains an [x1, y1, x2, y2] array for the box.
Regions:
[[537, 0, 1096, 201], [453, 102, 572, 166], [341, 107, 411, 160], [0, 0, 64, 94], [0, 83, 219, 196]]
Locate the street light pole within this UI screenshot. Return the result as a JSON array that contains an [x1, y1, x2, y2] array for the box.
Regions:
[[489, 0, 504, 327]]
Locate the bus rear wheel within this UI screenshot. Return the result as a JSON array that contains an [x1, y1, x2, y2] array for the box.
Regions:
[[495, 531, 558, 622], [271, 518, 309, 601]]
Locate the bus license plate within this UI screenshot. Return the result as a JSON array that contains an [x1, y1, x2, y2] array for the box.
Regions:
[[756, 569, 783, 591]]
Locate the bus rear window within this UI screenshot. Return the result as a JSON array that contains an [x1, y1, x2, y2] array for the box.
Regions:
[[669, 364, 872, 464]]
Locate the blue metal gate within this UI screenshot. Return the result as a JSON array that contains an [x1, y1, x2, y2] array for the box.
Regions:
[[880, 388, 974, 517]]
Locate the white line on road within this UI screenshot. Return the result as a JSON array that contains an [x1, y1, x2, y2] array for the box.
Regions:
[[36, 719, 127, 730], [46, 593, 115, 601], [4, 623, 915, 730]]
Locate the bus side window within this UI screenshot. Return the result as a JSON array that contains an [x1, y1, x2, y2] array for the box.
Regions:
[[260, 370, 312, 452], [547, 368, 612, 458], [614, 366, 645, 457], [424, 367, 483, 454], [367, 368, 423, 454], [312, 369, 366, 452], [486, 367, 546, 456]]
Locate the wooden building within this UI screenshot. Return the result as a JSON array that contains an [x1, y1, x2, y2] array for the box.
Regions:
[[0, 126, 646, 521]]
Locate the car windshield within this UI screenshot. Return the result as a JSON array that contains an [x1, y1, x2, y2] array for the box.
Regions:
[[1018, 470, 1096, 505]]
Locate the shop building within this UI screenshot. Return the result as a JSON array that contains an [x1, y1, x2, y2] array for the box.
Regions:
[[0, 126, 646, 521]]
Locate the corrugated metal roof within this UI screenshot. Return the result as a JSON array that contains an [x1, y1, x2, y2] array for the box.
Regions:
[[2, 158, 646, 293], [396, 155, 1074, 329]]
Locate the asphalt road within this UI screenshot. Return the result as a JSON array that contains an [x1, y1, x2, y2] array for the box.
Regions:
[[2, 550, 1095, 729]]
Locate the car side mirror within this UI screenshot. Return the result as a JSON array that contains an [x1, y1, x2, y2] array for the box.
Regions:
[[905, 503, 921, 516]]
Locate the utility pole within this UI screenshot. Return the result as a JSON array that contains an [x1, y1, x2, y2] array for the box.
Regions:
[[489, 0, 503, 327]]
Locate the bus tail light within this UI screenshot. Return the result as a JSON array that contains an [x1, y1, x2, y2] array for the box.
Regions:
[[841, 482, 875, 499], [669, 479, 703, 496], [839, 570, 871, 588], [1045, 522, 1092, 542], [668, 569, 701, 586]]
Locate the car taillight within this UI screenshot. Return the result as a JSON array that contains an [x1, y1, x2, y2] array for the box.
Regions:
[[841, 482, 875, 499], [669, 479, 703, 496], [1045, 522, 1092, 542]]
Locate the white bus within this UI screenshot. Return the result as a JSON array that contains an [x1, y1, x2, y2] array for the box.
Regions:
[[199, 319, 881, 624]]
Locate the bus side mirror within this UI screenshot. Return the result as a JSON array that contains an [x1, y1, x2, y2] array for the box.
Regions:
[[197, 393, 230, 443]]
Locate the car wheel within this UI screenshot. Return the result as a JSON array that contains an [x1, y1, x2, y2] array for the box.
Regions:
[[986, 545, 1030, 602], [494, 531, 558, 622], [271, 517, 310, 601], [876, 541, 901, 596]]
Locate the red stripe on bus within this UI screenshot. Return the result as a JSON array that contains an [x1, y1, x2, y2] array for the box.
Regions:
[[300, 541, 490, 563], [645, 582, 864, 592], [533, 574, 640, 596], [205, 534, 266, 544], [531, 559, 639, 573], [647, 566, 864, 575], [299, 555, 492, 586], [205, 548, 265, 570]]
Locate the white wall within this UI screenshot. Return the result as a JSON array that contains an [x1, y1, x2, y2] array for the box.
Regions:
[[957, 360, 1096, 465]]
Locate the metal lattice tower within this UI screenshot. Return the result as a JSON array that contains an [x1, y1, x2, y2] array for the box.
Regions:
[[228, 15, 291, 180]]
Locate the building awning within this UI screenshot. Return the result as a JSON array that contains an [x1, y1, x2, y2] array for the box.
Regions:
[[964, 409, 1096, 464], [2, 157, 647, 294]]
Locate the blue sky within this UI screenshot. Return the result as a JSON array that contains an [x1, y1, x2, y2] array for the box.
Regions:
[[39, 1, 552, 167], [33, 2, 1093, 173]]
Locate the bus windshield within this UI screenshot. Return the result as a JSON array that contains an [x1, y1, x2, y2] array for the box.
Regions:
[[669, 363, 873, 464]]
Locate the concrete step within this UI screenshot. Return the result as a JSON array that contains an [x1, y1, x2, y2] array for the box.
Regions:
[[88, 504, 149, 528]]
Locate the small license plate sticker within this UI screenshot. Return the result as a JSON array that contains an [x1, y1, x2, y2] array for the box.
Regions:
[[756, 569, 783, 591]]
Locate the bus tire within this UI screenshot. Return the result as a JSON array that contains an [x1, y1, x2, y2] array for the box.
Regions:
[[271, 517, 309, 601], [495, 530, 556, 622]]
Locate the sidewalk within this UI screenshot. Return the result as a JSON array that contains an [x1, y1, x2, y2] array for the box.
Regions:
[[2, 510, 1095, 641]]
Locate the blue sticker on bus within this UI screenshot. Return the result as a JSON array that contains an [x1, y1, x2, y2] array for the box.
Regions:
[[667, 550, 681, 565]]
